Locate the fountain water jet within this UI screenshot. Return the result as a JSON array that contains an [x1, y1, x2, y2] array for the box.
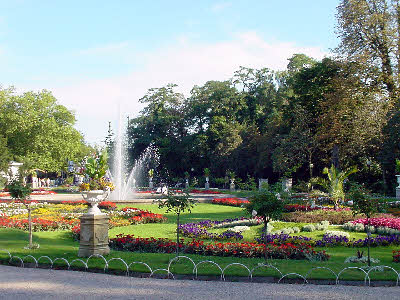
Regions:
[[108, 112, 159, 201]]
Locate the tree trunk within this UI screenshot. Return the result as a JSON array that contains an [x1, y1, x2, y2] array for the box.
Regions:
[[263, 218, 268, 261], [332, 144, 340, 170], [28, 205, 32, 248], [382, 166, 388, 196], [176, 213, 180, 256]]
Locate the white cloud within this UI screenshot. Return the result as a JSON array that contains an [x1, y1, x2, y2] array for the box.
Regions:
[[42, 32, 328, 144], [211, 2, 232, 13]]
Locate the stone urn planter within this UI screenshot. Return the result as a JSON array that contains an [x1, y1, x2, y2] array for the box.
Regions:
[[81, 190, 109, 215], [396, 175, 400, 199], [230, 179, 235, 192], [205, 176, 210, 190]]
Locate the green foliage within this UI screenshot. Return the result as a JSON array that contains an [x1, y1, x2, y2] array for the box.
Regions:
[[0, 134, 11, 172], [323, 165, 357, 209], [148, 169, 154, 178], [245, 189, 285, 224], [227, 170, 235, 180], [237, 175, 257, 190], [84, 149, 109, 180], [64, 176, 73, 185], [0, 88, 87, 171], [6, 177, 32, 200], [203, 168, 210, 177], [158, 189, 197, 216], [349, 184, 379, 219], [158, 189, 197, 255], [396, 159, 400, 174]]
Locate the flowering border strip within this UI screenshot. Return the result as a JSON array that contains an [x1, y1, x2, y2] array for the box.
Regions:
[[3, 249, 400, 286]]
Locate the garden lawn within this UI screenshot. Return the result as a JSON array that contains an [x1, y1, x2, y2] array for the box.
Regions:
[[1, 203, 400, 281]]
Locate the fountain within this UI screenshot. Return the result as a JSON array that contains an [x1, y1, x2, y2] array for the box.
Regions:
[[108, 112, 159, 201]]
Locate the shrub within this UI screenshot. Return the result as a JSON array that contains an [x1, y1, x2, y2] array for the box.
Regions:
[[315, 221, 330, 231], [292, 226, 301, 233], [325, 230, 350, 239], [279, 228, 294, 235], [179, 217, 261, 241], [302, 224, 316, 232]]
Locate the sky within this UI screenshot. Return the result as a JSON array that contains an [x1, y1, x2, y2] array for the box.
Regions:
[[0, 0, 341, 145]]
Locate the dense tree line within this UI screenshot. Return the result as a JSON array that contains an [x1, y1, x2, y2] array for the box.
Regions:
[[125, 1, 400, 194]]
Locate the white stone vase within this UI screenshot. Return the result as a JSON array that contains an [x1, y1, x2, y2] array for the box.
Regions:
[[82, 190, 110, 215], [396, 175, 400, 188]]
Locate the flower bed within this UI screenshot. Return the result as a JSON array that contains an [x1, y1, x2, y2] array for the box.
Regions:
[[393, 250, 400, 262], [0, 216, 77, 231], [0, 189, 57, 197], [282, 210, 390, 225], [353, 217, 399, 230], [283, 204, 319, 212], [71, 207, 167, 240], [60, 200, 116, 210], [179, 217, 261, 241], [255, 232, 400, 248], [109, 234, 329, 260], [0, 201, 166, 236], [190, 189, 222, 194], [212, 198, 249, 207], [98, 201, 117, 210], [60, 200, 87, 205]]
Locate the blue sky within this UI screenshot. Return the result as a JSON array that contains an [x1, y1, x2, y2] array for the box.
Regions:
[[0, 0, 341, 144]]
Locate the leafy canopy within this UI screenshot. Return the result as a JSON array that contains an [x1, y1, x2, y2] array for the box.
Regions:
[[245, 187, 285, 223], [349, 184, 380, 219], [0, 88, 87, 171], [158, 189, 197, 215], [6, 177, 32, 200]]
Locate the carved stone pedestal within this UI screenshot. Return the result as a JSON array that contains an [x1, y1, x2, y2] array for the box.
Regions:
[[78, 214, 110, 257], [396, 188, 400, 199]]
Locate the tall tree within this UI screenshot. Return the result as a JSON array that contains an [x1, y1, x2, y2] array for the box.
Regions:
[[127, 84, 187, 177], [336, 0, 399, 102], [336, 0, 400, 190], [0, 88, 87, 171]]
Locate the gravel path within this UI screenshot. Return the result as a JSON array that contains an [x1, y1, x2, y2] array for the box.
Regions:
[[0, 265, 399, 299]]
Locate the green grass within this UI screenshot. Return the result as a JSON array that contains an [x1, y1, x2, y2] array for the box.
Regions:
[[1, 203, 400, 281]]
